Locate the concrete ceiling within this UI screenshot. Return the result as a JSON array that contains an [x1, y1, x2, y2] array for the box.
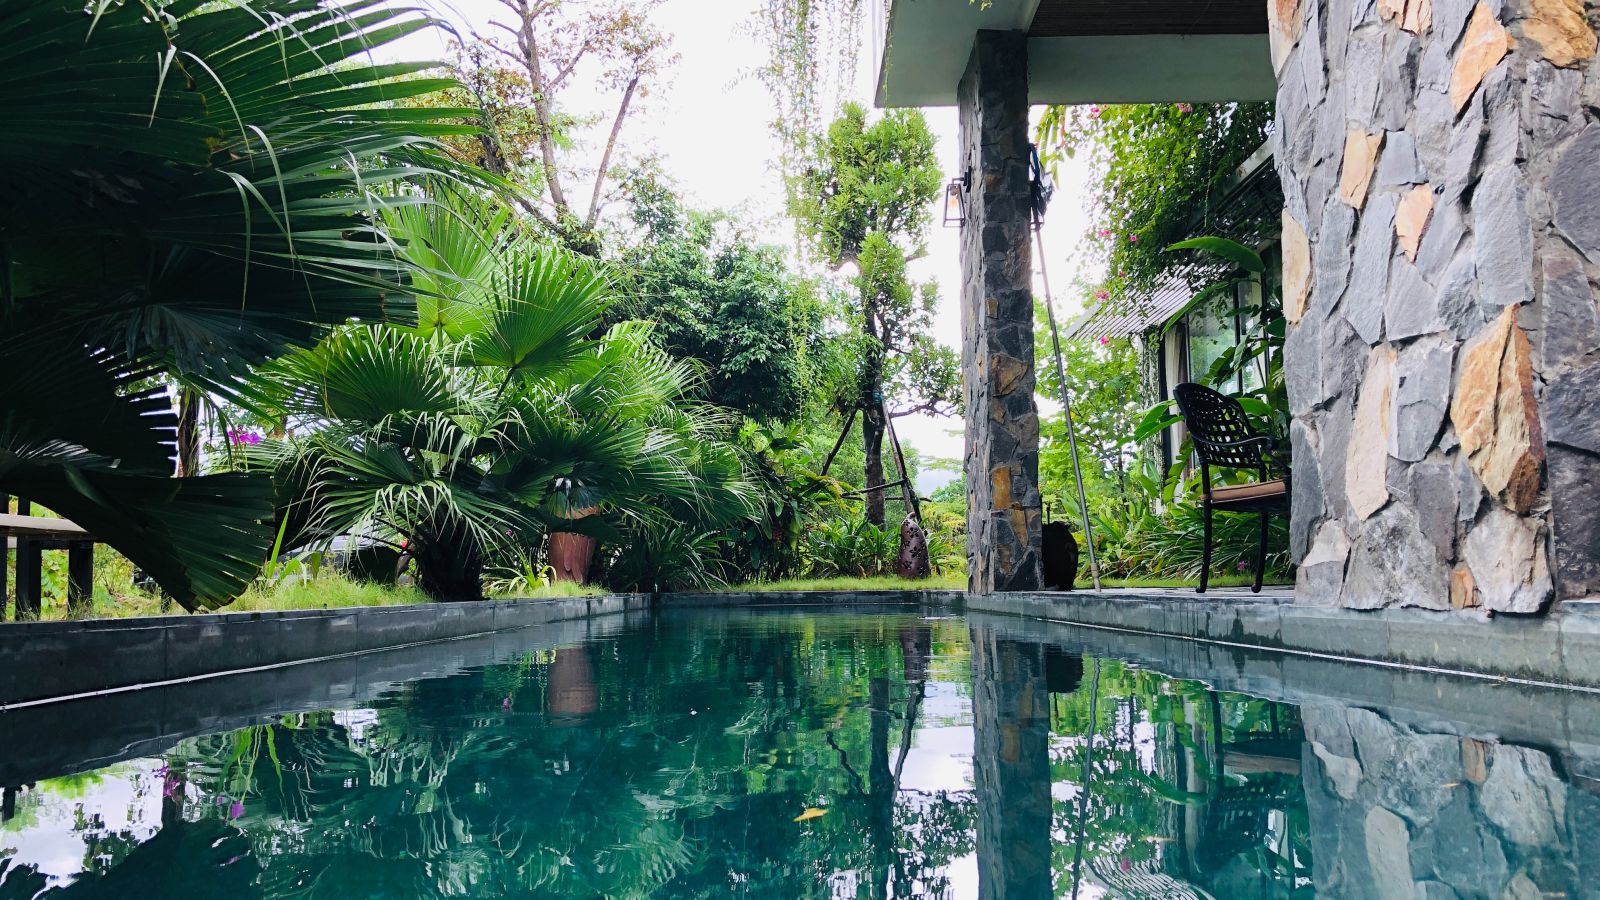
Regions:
[[1030, 0, 1267, 36], [874, 0, 1276, 108]]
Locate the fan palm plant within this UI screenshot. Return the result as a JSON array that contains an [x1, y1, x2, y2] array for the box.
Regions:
[[252, 199, 755, 601], [0, 0, 481, 608]]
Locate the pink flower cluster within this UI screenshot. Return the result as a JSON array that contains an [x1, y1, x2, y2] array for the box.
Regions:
[[1088, 105, 1102, 120], [229, 430, 262, 446], [1177, 102, 1194, 114], [1094, 290, 1110, 301]]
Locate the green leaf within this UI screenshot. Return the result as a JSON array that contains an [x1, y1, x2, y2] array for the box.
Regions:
[[1133, 401, 1181, 442], [1167, 237, 1266, 274]]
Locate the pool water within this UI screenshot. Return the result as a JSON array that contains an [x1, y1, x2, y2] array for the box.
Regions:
[[0, 607, 1594, 898]]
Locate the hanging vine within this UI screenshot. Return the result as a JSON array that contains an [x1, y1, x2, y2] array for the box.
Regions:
[[748, 0, 872, 187]]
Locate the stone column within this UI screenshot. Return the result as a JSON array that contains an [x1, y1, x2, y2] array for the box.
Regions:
[[959, 30, 1042, 593], [1271, 0, 1600, 611], [970, 627, 1052, 899]]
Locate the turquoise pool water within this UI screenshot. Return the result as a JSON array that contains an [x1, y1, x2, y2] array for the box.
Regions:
[[0, 607, 1592, 898]]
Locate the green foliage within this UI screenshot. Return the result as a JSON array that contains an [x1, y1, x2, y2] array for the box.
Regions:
[[1036, 101, 1275, 301], [1091, 498, 1290, 583], [790, 102, 956, 528], [602, 521, 730, 594], [1036, 333, 1146, 517], [716, 422, 848, 582], [798, 509, 962, 580], [0, 0, 482, 610], [804, 513, 901, 578], [247, 196, 756, 601], [790, 102, 942, 265], [616, 179, 831, 420]]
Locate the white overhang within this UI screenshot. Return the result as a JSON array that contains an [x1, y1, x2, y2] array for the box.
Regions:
[[874, 0, 1276, 108]]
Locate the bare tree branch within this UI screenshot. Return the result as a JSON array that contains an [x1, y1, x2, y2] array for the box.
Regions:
[[512, 7, 570, 218], [585, 72, 640, 231]]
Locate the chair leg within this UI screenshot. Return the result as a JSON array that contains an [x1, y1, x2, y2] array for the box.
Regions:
[[1198, 503, 1213, 594], [1253, 510, 1269, 594]]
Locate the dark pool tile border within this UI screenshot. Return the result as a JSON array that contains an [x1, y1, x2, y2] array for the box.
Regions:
[[0, 595, 655, 708], [965, 591, 1600, 690]]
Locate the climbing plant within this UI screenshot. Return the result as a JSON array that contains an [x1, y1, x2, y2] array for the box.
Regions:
[[1035, 102, 1276, 306]]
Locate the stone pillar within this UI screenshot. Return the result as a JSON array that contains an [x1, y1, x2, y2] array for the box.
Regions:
[[959, 30, 1042, 593], [1272, 0, 1600, 610], [970, 627, 1052, 898]]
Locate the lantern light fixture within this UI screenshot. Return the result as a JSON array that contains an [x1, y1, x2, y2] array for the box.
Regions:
[[942, 167, 971, 228]]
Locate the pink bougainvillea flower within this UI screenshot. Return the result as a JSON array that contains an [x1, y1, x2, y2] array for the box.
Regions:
[[1177, 102, 1194, 114], [502, 696, 513, 712], [1094, 290, 1109, 301], [1097, 228, 1113, 238], [229, 800, 245, 820], [1088, 105, 1102, 119], [1099, 337, 1110, 346], [1127, 234, 1139, 242]]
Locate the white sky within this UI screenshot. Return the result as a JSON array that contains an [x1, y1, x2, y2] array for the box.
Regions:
[[397, 0, 1102, 492]]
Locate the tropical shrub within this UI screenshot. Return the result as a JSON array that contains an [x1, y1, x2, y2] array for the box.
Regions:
[[803, 513, 900, 579], [602, 522, 731, 594], [0, 0, 478, 609], [798, 508, 963, 580], [248, 199, 755, 601], [717, 422, 846, 582]]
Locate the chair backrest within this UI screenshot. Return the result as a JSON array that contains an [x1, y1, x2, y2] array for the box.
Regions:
[[1173, 383, 1267, 470]]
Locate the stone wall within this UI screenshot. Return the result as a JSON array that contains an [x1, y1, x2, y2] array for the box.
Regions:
[[970, 629, 1053, 897], [958, 30, 1043, 593], [1271, 0, 1600, 610], [1302, 703, 1600, 897]]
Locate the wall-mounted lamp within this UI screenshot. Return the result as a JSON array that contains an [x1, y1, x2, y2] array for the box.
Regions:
[[942, 168, 971, 228]]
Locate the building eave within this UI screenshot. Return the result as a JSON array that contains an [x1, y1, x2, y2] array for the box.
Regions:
[[875, 0, 1274, 108]]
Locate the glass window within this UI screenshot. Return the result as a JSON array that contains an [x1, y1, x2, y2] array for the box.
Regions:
[[1186, 291, 1237, 390]]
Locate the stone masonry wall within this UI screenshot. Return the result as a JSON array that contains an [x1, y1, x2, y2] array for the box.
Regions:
[[959, 30, 1043, 593], [1302, 703, 1600, 897], [1270, 0, 1600, 610]]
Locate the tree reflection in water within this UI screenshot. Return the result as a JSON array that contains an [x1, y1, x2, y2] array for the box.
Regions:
[[3, 613, 1594, 898]]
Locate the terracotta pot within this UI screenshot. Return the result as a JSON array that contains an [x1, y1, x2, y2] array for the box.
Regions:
[[548, 506, 600, 584], [547, 648, 598, 720]]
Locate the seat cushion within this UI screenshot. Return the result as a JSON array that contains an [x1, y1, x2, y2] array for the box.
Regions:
[[1206, 479, 1289, 507]]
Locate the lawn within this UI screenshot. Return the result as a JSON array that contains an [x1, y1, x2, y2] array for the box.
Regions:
[[723, 574, 967, 592]]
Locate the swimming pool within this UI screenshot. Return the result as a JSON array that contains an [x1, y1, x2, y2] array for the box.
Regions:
[[0, 606, 1592, 898]]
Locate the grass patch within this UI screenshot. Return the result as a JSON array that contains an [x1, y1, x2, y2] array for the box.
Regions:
[[488, 581, 607, 600], [62, 575, 428, 620], [724, 573, 966, 593], [28, 571, 605, 622]]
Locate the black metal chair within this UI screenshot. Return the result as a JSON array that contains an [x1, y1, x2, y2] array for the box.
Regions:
[[1172, 383, 1289, 594]]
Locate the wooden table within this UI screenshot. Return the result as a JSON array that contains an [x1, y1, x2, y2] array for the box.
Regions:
[[0, 497, 96, 620]]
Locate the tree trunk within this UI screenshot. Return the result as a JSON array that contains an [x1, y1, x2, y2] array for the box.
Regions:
[[176, 387, 200, 477], [862, 404, 887, 526], [411, 522, 485, 602]]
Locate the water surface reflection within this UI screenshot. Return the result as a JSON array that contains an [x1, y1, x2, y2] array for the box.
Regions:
[[0, 610, 1592, 898]]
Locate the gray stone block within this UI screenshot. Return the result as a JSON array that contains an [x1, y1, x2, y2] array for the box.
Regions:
[[1471, 164, 1534, 309]]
